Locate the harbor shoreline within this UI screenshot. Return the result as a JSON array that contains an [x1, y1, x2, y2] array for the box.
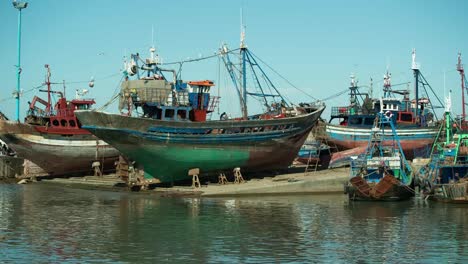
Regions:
[[22, 167, 350, 197]]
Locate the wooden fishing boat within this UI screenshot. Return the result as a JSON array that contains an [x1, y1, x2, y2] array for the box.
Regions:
[[76, 42, 325, 184], [326, 50, 439, 161], [344, 112, 415, 201], [417, 90, 468, 203], [0, 65, 120, 176]]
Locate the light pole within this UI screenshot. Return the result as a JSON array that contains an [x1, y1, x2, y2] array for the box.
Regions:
[[12, 0, 28, 121]]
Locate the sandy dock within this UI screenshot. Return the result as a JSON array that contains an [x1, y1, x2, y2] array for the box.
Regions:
[[39, 167, 350, 197]]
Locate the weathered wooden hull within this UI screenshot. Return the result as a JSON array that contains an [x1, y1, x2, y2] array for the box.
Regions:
[[346, 184, 414, 201], [75, 106, 325, 183], [326, 123, 438, 159], [424, 181, 468, 203], [0, 120, 120, 176], [345, 175, 414, 201]]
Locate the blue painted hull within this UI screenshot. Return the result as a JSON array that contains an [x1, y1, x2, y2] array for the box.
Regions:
[[326, 123, 438, 159]]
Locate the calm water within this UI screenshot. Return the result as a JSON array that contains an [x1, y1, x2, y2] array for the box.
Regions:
[[0, 184, 466, 263]]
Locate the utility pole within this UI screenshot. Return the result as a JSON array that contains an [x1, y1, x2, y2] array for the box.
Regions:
[[13, 1, 28, 121]]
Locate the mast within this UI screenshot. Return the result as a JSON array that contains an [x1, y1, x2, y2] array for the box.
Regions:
[[383, 70, 392, 98], [445, 91, 452, 145], [349, 74, 358, 114], [240, 10, 248, 120], [44, 64, 52, 113], [457, 52, 465, 122], [412, 49, 420, 124]]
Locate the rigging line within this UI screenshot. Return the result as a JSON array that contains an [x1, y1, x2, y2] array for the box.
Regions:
[[96, 92, 121, 112], [162, 48, 241, 66], [244, 50, 289, 106], [248, 50, 318, 101], [217, 56, 221, 114], [0, 84, 46, 103], [97, 75, 125, 111], [66, 72, 121, 84], [111, 75, 125, 97], [320, 88, 349, 101]]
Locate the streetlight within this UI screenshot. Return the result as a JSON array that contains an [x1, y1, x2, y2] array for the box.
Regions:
[[12, 0, 28, 121]]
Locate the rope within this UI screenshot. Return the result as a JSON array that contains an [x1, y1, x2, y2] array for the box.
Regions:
[[361, 170, 378, 178], [0, 72, 121, 104], [320, 88, 349, 102], [65, 72, 121, 84], [0, 84, 45, 103], [96, 75, 125, 111], [161, 48, 241, 66], [402, 183, 416, 194], [248, 50, 318, 101], [96, 93, 121, 112]]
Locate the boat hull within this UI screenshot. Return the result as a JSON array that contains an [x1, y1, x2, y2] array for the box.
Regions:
[[76, 106, 325, 183], [346, 184, 414, 201], [326, 123, 438, 159], [0, 120, 120, 176], [345, 173, 414, 201]]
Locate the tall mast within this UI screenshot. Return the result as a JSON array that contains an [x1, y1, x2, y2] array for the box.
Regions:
[[445, 91, 452, 145], [457, 52, 465, 122], [44, 64, 52, 113], [412, 49, 420, 124], [383, 70, 391, 98], [240, 9, 248, 120]]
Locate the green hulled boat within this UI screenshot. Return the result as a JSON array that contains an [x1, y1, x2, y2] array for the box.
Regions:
[[76, 42, 325, 183]]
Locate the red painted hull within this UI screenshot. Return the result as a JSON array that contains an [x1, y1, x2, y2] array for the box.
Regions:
[[330, 139, 433, 160]]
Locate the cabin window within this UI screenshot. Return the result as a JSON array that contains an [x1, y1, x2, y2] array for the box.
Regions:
[[60, 119, 68, 127], [363, 118, 374, 125], [69, 120, 76, 127], [164, 109, 175, 119], [400, 113, 413, 122], [176, 109, 187, 120], [349, 117, 362, 125], [52, 120, 59, 126]]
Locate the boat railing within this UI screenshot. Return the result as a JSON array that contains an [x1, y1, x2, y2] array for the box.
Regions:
[[207, 96, 220, 112], [55, 109, 75, 117], [455, 155, 468, 165], [331, 106, 350, 117]]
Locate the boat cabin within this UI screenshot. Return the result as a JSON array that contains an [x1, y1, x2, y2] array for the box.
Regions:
[[125, 78, 219, 122]]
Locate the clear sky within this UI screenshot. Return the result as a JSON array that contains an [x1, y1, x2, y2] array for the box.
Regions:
[[1, 0, 467, 120]]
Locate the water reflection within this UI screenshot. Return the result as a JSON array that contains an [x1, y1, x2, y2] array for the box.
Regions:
[[0, 184, 466, 263]]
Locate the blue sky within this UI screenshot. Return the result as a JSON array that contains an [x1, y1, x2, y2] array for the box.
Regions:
[[0, 0, 467, 120]]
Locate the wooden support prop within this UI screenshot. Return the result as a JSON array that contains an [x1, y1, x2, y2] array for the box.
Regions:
[[92, 161, 102, 177], [189, 168, 201, 188], [233, 167, 245, 184], [218, 172, 228, 184]]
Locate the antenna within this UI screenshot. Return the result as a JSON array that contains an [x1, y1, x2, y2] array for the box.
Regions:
[[151, 24, 154, 48], [240, 8, 246, 48], [349, 73, 357, 88], [457, 52, 466, 122], [411, 48, 420, 70], [444, 69, 446, 96], [445, 90, 451, 114]]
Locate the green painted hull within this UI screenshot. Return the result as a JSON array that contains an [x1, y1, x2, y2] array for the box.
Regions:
[[120, 143, 250, 183]]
